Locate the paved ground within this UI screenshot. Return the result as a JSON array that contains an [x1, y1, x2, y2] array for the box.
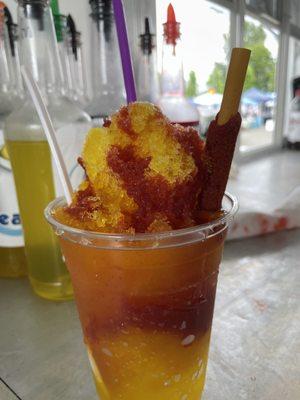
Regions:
[[240, 126, 274, 151], [228, 150, 300, 212]]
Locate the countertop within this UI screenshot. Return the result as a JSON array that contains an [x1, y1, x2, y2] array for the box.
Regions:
[[0, 228, 299, 400]]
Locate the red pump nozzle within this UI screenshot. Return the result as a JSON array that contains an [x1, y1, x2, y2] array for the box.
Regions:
[[163, 3, 180, 46], [167, 3, 176, 23]]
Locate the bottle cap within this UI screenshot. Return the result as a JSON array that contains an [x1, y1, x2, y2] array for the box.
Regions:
[[50, 0, 59, 15], [0, 3, 4, 39], [21, 0, 48, 31], [140, 17, 155, 55], [50, 0, 65, 42], [163, 3, 180, 46], [89, 0, 113, 41], [67, 14, 81, 60], [53, 13, 66, 42], [4, 6, 15, 56], [19, 0, 49, 6], [90, 0, 112, 21]]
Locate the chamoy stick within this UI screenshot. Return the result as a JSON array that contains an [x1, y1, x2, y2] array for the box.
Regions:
[[200, 48, 251, 211]]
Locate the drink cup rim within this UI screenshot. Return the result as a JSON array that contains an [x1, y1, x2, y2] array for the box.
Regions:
[[44, 192, 238, 250]]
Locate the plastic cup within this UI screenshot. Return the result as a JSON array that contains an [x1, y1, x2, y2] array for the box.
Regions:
[[45, 193, 237, 400]]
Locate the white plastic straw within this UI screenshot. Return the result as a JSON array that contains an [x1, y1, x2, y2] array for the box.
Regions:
[[21, 65, 73, 205]]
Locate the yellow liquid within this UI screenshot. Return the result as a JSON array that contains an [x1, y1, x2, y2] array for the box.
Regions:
[[88, 330, 210, 400], [6, 140, 73, 300], [0, 247, 27, 278]]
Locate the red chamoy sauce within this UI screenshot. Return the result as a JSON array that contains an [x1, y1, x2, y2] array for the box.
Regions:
[[58, 102, 225, 234]]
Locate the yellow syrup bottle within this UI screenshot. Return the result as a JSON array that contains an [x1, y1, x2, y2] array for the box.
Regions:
[[4, 0, 91, 300], [0, 4, 26, 277]]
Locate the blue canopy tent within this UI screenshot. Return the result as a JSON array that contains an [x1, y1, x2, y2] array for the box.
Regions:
[[242, 87, 276, 104], [241, 97, 258, 106]]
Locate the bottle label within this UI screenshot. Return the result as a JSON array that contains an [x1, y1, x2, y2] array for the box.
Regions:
[[0, 130, 24, 248]]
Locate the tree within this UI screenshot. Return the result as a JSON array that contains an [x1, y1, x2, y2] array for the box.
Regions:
[[207, 63, 227, 94], [207, 21, 276, 93], [185, 71, 198, 98]]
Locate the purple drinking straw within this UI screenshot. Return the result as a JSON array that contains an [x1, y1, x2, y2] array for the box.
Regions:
[[112, 0, 137, 103]]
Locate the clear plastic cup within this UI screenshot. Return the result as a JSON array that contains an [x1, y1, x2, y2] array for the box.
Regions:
[[45, 193, 237, 400]]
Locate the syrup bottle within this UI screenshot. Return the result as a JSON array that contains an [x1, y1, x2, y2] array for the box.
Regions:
[[137, 17, 159, 103], [158, 3, 200, 130]]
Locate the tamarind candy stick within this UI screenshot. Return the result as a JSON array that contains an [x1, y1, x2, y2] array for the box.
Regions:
[[218, 48, 251, 125], [200, 48, 251, 211]]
